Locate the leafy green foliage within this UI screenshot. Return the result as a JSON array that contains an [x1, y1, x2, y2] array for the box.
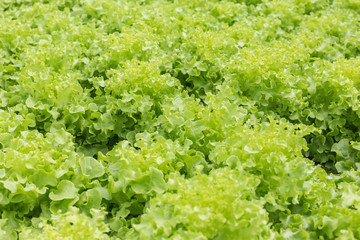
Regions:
[[1, 0, 360, 239]]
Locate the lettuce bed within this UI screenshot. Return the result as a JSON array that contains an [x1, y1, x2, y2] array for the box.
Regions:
[[1, 0, 360, 239]]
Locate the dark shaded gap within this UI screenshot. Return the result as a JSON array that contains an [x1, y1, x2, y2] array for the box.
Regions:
[[166, 68, 222, 106], [107, 134, 121, 152]]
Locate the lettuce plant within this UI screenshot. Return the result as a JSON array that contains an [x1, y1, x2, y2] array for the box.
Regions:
[[1, 0, 360, 239]]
